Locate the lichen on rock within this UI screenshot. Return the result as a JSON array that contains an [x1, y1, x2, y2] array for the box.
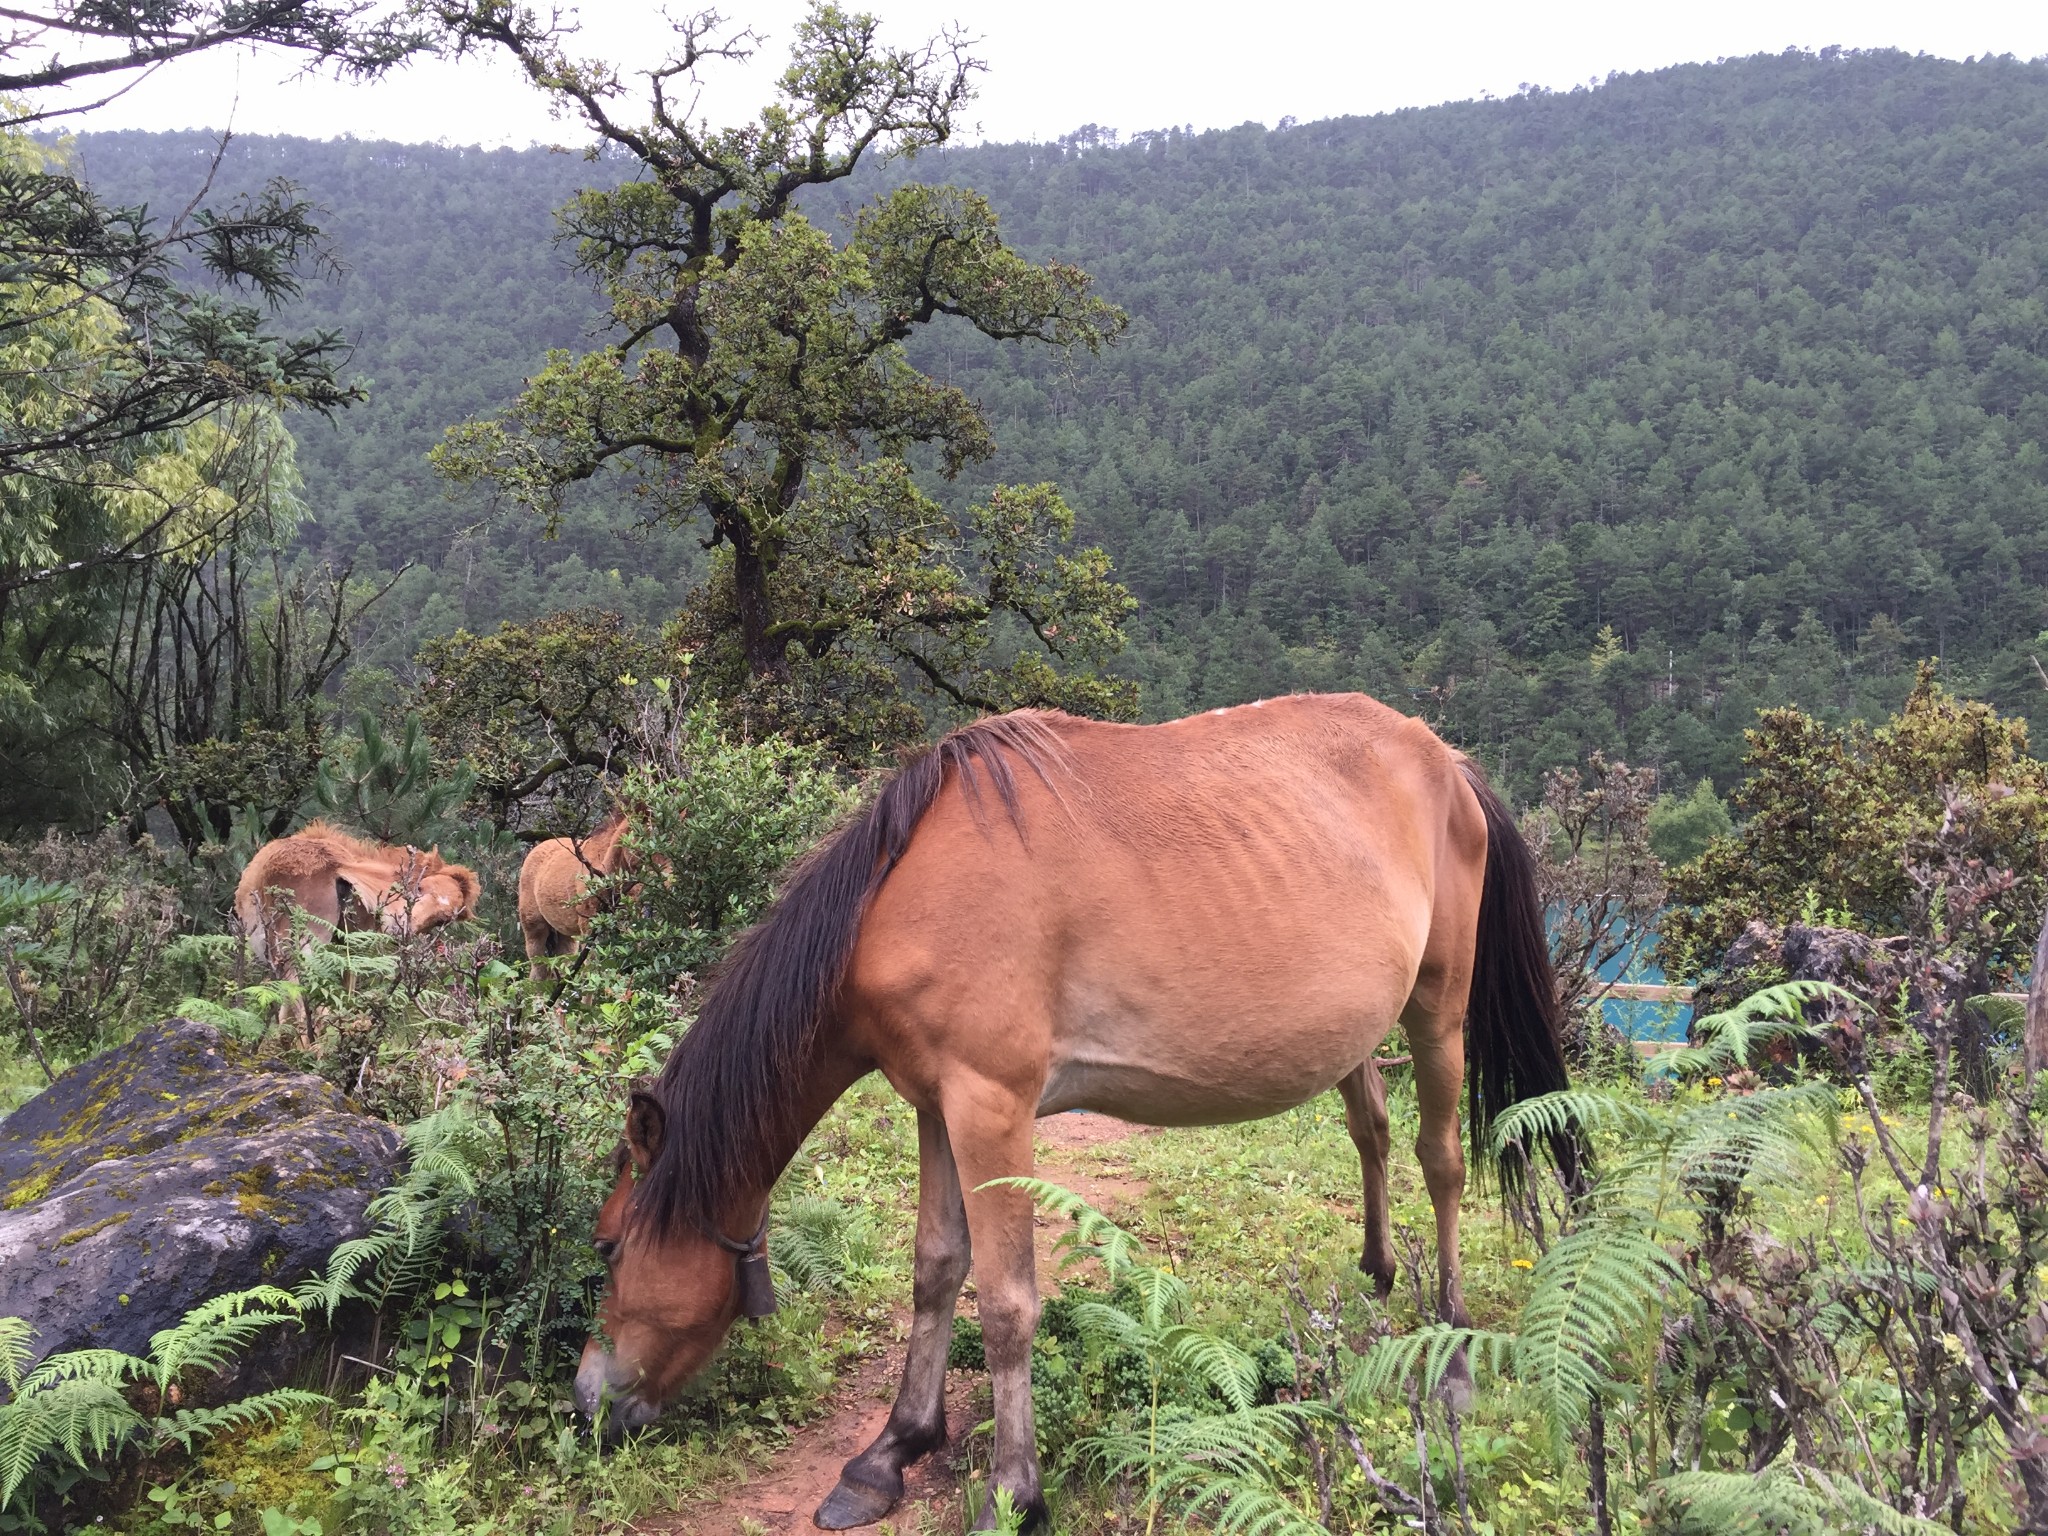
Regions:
[[0, 1018, 402, 1366]]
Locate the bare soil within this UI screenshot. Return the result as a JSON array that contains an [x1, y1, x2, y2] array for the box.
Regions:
[[639, 1113, 1152, 1535]]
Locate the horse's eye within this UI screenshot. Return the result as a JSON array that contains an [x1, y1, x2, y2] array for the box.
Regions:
[[594, 1237, 619, 1264]]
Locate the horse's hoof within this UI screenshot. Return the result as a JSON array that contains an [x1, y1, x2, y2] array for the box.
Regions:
[[814, 1472, 900, 1530], [1361, 1254, 1397, 1300]]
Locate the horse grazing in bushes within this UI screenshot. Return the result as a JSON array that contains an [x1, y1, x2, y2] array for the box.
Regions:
[[517, 813, 643, 975], [235, 823, 479, 1040], [576, 694, 1573, 1529]]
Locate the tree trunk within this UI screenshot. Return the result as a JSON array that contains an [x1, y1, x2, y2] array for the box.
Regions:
[[2026, 903, 2048, 1081], [729, 525, 783, 680]]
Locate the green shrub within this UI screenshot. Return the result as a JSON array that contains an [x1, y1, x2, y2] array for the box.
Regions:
[[1647, 777, 1732, 866], [589, 703, 855, 987], [1662, 669, 2048, 979]]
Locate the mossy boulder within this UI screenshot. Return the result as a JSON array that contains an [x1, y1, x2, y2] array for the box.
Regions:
[[0, 1019, 401, 1365]]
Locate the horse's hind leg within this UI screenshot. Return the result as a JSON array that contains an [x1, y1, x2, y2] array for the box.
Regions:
[[1404, 950, 1477, 1408], [818, 1108, 971, 1529], [1336, 1061, 1398, 1297]]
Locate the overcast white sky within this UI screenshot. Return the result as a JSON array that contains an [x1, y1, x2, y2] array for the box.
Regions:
[[51, 0, 2048, 148]]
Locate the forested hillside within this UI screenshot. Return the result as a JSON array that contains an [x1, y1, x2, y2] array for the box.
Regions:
[[71, 46, 2048, 794]]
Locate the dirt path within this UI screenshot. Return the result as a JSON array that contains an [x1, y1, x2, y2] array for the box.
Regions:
[[642, 1113, 1152, 1535]]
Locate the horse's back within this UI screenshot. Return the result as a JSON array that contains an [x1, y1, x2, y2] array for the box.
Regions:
[[520, 836, 596, 941], [847, 694, 1483, 1124], [235, 833, 351, 955]]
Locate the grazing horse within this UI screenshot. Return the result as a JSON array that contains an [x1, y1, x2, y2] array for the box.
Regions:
[[577, 694, 1572, 1529], [517, 814, 639, 975], [235, 823, 480, 1038]]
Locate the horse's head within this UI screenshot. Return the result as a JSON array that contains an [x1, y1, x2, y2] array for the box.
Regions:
[[574, 1092, 768, 1432], [370, 848, 480, 937]]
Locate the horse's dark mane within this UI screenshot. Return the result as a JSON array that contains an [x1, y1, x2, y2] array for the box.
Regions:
[[634, 711, 1070, 1241]]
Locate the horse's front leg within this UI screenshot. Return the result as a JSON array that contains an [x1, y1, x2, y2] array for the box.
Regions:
[[944, 1081, 1047, 1530], [1337, 1060, 1397, 1296], [816, 1107, 971, 1529]]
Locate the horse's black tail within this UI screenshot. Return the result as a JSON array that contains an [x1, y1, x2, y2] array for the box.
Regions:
[[1459, 760, 1579, 1195]]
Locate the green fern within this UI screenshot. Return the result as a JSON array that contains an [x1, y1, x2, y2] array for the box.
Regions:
[[1660, 979, 1853, 1078], [982, 1174, 1149, 1275], [1080, 1403, 1326, 1536], [772, 1196, 884, 1296], [1653, 1463, 1949, 1535], [1516, 1220, 1681, 1443], [1002, 1178, 1330, 1534], [1347, 1323, 1516, 1402], [1490, 1084, 1660, 1156], [0, 1319, 29, 1395], [0, 1289, 321, 1513], [298, 1105, 489, 1317]]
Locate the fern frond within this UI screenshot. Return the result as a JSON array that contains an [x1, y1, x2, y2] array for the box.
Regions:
[[1490, 1087, 1653, 1159], [1188, 1475, 1329, 1536], [150, 1389, 328, 1453], [1666, 1080, 1838, 1195], [1667, 981, 1854, 1078], [0, 1378, 142, 1506], [1969, 993, 2027, 1045], [1161, 1327, 1263, 1412], [0, 1319, 27, 1394], [17, 1348, 148, 1394], [771, 1197, 881, 1294], [1654, 1463, 1947, 1536], [1079, 1402, 1325, 1536], [1517, 1219, 1680, 1441], [146, 1289, 301, 1388], [164, 933, 242, 967], [1064, 1300, 1155, 1357], [298, 1104, 489, 1315], [1118, 1262, 1190, 1330], [1347, 1324, 1516, 1403], [981, 1176, 1148, 1275], [1, 1294, 328, 1511], [1080, 1403, 1315, 1486]]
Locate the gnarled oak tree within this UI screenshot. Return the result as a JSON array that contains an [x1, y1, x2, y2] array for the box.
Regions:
[[433, 3, 1135, 752]]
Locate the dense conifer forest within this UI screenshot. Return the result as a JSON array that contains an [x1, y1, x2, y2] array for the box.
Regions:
[[68, 46, 2048, 795]]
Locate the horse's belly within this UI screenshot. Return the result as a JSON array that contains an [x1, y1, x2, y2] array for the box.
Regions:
[[1036, 993, 1394, 1125]]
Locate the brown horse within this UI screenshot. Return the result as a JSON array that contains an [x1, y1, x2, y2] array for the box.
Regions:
[[235, 823, 480, 1038], [517, 814, 637, 975], [577, 694, 1571, 1529]]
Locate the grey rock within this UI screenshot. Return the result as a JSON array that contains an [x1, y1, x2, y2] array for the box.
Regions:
[[0, 1019, 401, 1367]]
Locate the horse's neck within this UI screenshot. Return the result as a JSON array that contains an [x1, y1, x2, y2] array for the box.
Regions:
[[731, 1041, 870, 1225], [587, 820, 628, 869]]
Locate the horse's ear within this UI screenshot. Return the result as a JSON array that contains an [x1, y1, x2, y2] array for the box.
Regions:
[[625, 1091, 665, 1172]]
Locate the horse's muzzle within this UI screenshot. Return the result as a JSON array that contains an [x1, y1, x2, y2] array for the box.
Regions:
[[574, 1342, 661, 1436]]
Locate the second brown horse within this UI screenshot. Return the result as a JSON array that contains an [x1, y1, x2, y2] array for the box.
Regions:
[[576, 693, 1573, 1529], [516, 814, 651, 975]]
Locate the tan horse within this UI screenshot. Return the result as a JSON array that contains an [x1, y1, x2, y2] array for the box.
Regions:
[[235, 823, 480, 1038], [516, 814, 637, 975], [576, 694, 1573, 1529]]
